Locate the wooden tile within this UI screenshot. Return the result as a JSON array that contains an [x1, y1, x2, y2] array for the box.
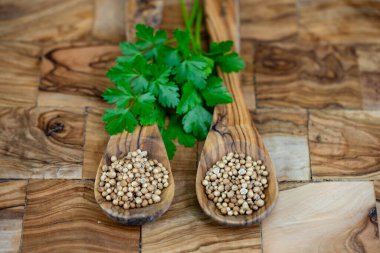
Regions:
[[0, 180, 27, 253], [357, 45, 380, 73], [240, 0, 297, 41], [309, 110, 380, 180], [262, 182, 380, 253], [356, 45, 380, 110], [298, 0, 380, 44], [0, 42, 41, 107], [252, 109, 310, 181], [142, 145, 261, 253], [0, 0, 93, 42], [22, 180, 140, 252], [40, 42, 119, 98], [255, 43, 362, 109], [252, 109, 308, 136], [126, 0, 164, 40], [83, 107, 108, 179], [0, 107, 85, 179], [93, 0, 125, 42]]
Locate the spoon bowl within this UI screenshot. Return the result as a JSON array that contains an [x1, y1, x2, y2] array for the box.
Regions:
[[94, 125, 175, 225], [196, 122, 278, 226]]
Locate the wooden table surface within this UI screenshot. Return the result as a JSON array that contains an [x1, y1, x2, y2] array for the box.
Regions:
[[0, 0, 380, 252]]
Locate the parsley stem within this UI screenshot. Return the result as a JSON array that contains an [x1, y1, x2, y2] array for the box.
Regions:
[[195, 4, 202, 53], [189, 0, 199, 28], [180, 0, 196, 53]]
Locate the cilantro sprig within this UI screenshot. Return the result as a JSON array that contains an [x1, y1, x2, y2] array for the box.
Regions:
[[102, 0, 245, 159]]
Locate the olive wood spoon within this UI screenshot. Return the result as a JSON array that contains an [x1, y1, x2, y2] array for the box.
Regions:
[[196, 0, 279, 226], [94, 125, 175, 225]]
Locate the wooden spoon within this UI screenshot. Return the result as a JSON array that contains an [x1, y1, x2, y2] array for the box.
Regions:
[[94, 125, 175, 225], [195, 0, 279, 226]]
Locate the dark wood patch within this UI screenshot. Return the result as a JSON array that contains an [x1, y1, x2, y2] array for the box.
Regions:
[[40, 42, 120, 98], [0, 107, 85, 179], [255, 43, 362, 109]]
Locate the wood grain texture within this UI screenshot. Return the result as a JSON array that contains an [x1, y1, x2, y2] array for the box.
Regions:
[[278, 181, 309, 191], [262, 182, 380, 253], [196, 0, 278, 226], [255, 43, 362, 109], [83, 107, 108, 179], [309, 110, 380, 180], [240, 0, 297, 41], [22, 180, 140, 253], [0, 180, 27, 253], [0, 42, 41, 107], [93, 0, 125, 42], [0, 0, 93, 42], [298, 0, 380, 44], [0, 107, 84, 179], [357, 45, 380, 110], [40, 42, 119, 98], [241, 40, 256, 111], [142, 144, 262, 253], [252, 109, 310, 181], [159, 0, 188, 33], [37, 91, 110, 109], [94, 125, 174, 225]]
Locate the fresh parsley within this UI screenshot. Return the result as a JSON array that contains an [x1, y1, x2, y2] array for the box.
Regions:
[[102, 0, 245, 159]]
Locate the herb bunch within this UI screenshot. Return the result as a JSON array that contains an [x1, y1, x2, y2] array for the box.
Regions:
[[102, 0, 245, 159]]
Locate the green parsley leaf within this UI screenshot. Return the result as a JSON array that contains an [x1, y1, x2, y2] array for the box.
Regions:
[[174, 29, 190, 58], [135, 24, 167, 60], [117, 42, 141, 63], [182, 105, 212, 140], [149, 67, 180, 108], [176, 82, 202, 114], [201, 76, 233, 106], [175, 55, 212, 89], [103, 108, 138, 134], [157, 45, 181, 67], [132, 92, 162, 126], [132, 93, 156, 116], [157, 82, 180, 108], [106, 55, 149, 93], [209, 41, 233, 55], [102, 87, 133, 108], [160, 128, 176, 160], [167, 115, 196, 147], [155, 106, 166, 128], [215, 52, 245, 73]]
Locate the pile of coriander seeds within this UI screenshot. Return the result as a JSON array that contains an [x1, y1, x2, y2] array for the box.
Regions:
[[202, 152, 269, 216], [97, 149, 169, 210]]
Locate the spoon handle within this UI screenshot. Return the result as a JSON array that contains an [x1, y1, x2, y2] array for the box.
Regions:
[[205, 0, 251, 126]]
